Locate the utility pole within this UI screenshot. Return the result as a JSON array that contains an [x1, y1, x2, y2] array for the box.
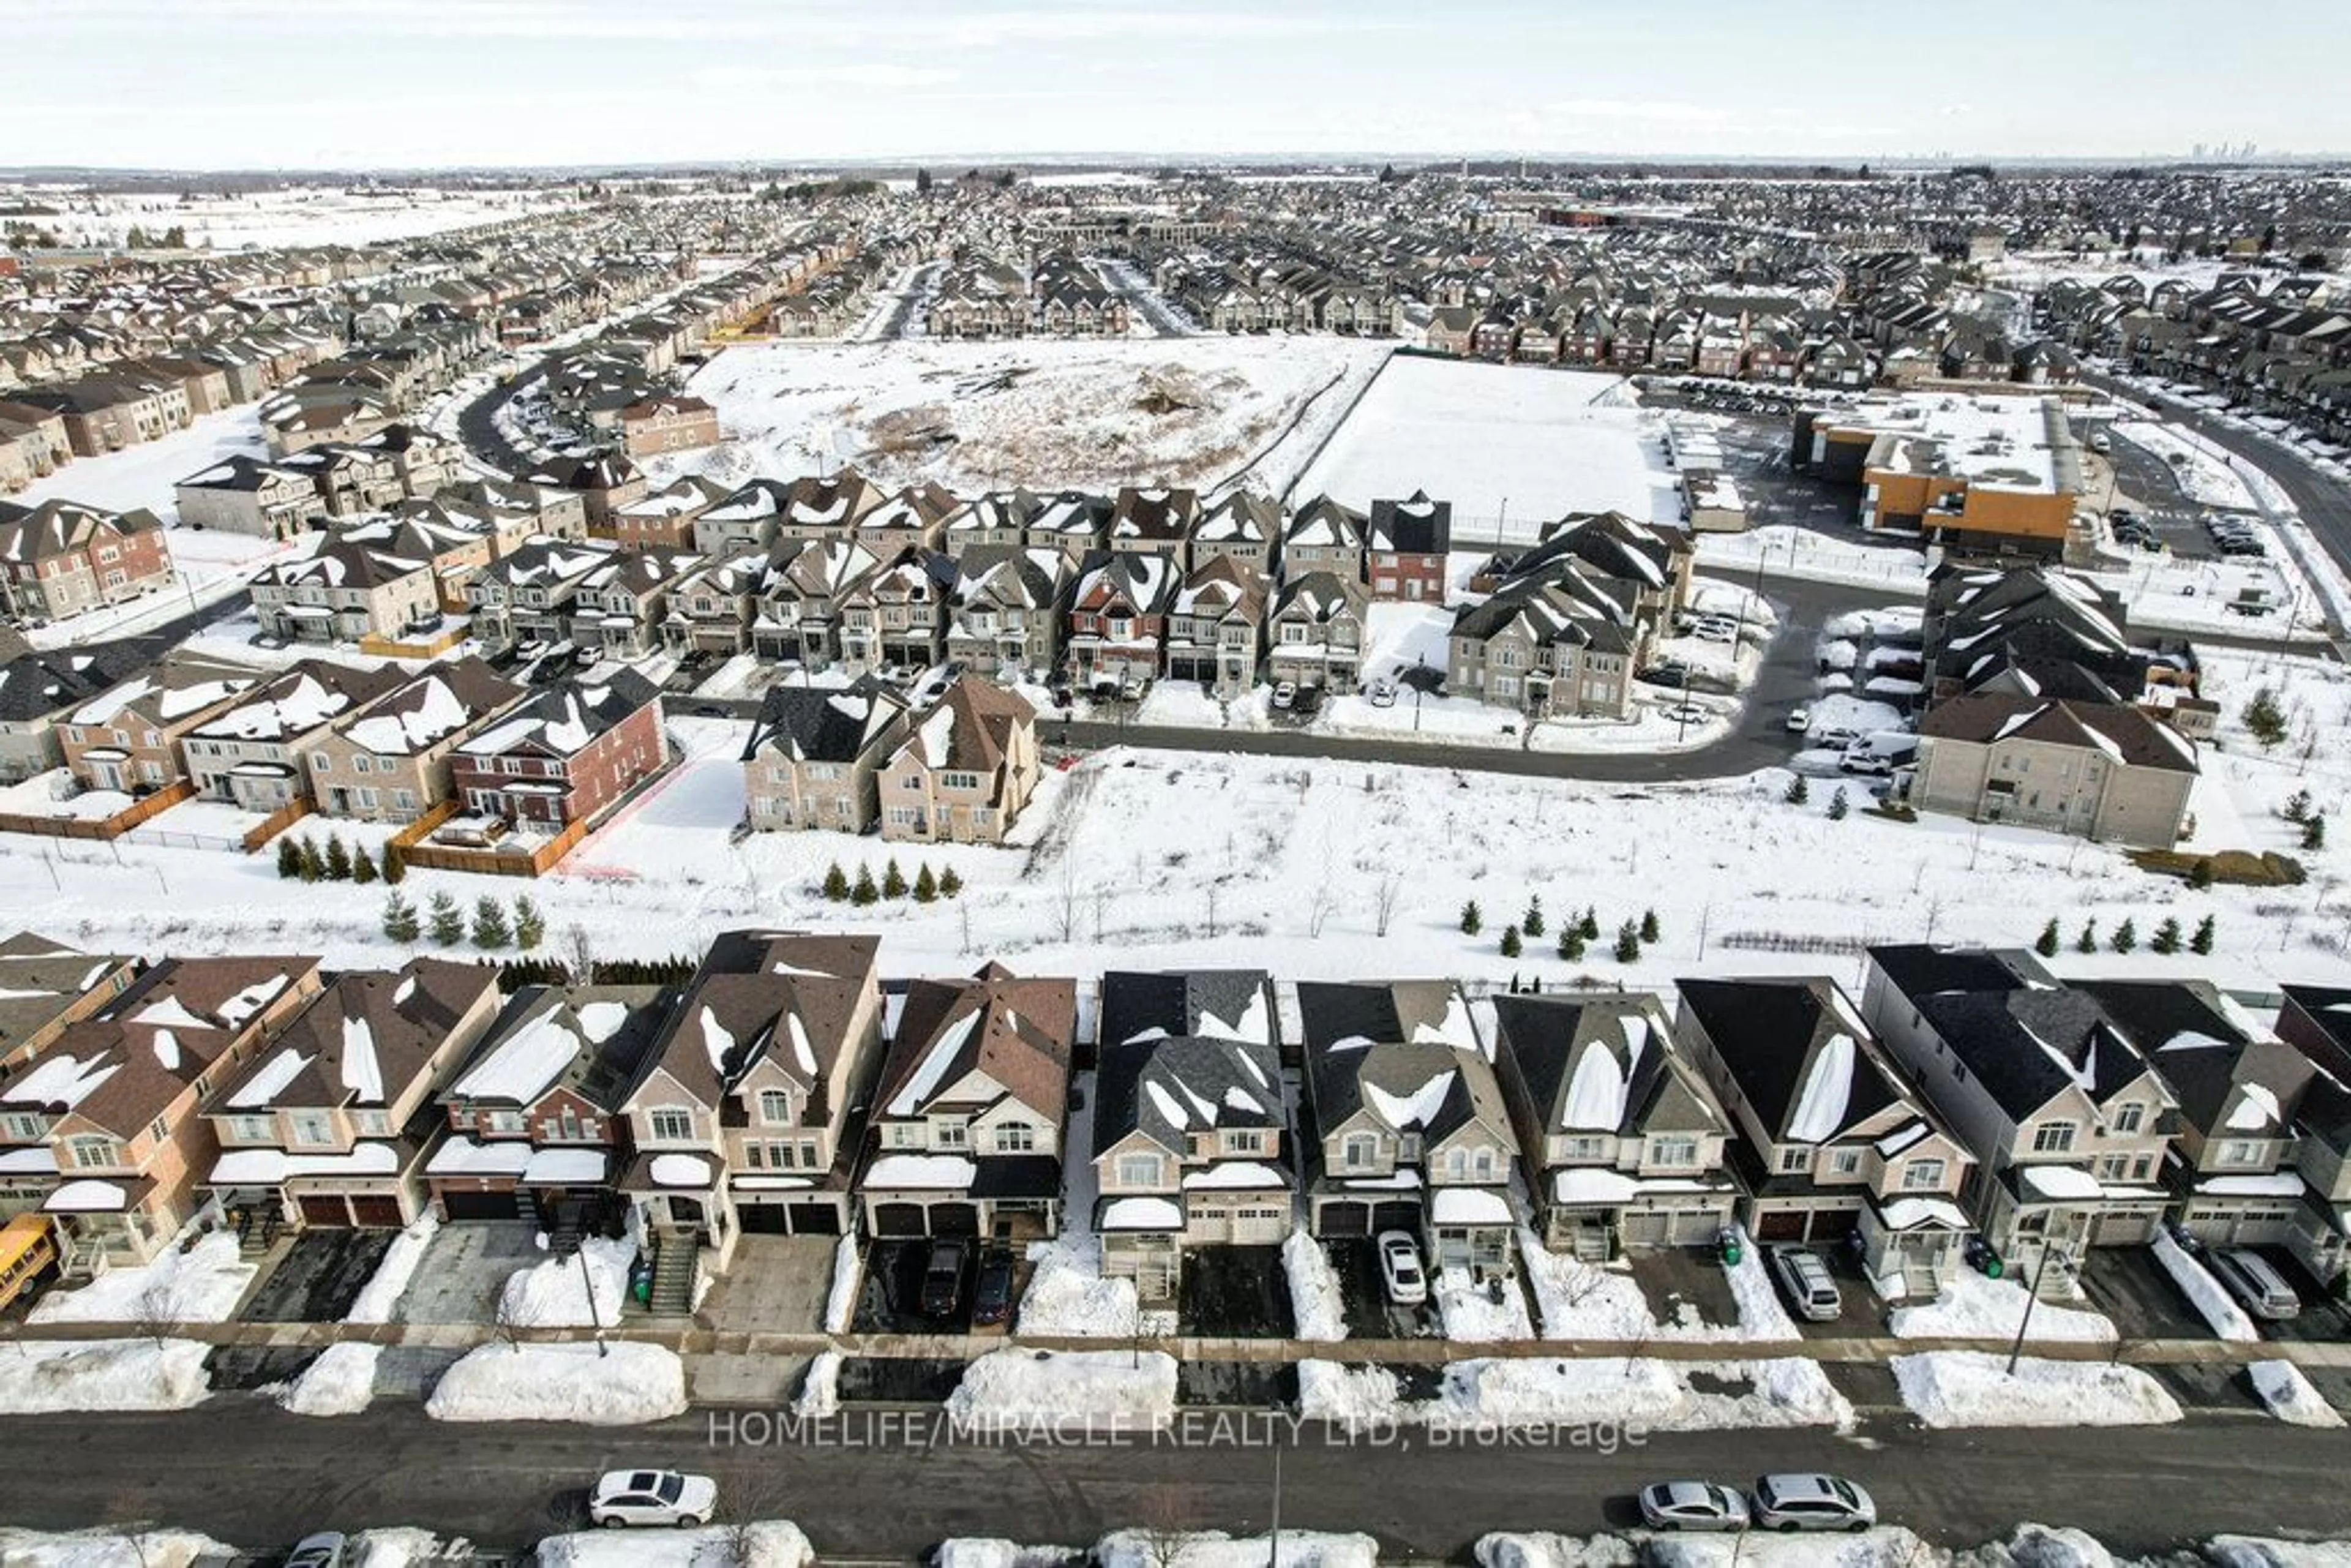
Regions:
[[2005, 1237, 2070, 1377], [1267, 1437, 1283, 1567]]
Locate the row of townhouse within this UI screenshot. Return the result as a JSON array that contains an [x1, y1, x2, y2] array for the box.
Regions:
[[0, 499, 177, 627], [925, 254, 1133, 339], [173, 421, 465, 540]]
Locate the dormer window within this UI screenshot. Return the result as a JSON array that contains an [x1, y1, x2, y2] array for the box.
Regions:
[[758, 1089, 791, 1127]]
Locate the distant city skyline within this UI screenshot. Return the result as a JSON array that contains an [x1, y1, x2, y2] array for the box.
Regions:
[[5, 0, 2347, 171]]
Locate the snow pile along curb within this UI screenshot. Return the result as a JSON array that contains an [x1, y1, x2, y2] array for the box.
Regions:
[[277, 1342, 381, 1417], [1890, 1351, 2182, 1428], [948, 1349, 1179, 1429], [534, 1520, 811, 1567], [2248, 1360, 2345, 1428], [426, 1341, 688, 1425], [0, 1339, 212, 1414], [1284, 1229, 1347, 1342]]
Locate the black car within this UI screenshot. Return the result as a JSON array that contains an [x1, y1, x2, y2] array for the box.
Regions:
[[972, 1251, 1014, 1326], [1638, 664, 1692, 688], [920, 1240, 967, 1318]]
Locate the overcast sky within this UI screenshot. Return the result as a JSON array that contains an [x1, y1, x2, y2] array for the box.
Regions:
[[7, 0, 2345, 170]]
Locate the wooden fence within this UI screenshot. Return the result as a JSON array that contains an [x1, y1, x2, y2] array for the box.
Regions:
[[0, 779, 194, 842], [387, 801, 588, 879], [239, 797, 314, 853]]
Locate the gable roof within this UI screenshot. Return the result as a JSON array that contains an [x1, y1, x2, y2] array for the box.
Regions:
[[1676, 977, 1902, 1143], [743, 675, 908, 767], [444, 983, 673, 1111], [1919, 693, 2197, 773], [876, 964, 1075, 1128], [459, 668, 660, 760], [1490, 991, 1719, 1141], [210, 958, 497, 1112]]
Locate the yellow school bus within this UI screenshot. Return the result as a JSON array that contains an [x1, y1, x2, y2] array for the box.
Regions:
[[0, 1213, 57, 1312]]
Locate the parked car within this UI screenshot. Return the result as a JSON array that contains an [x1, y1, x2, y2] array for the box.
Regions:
[[2207, 1248, 2301, 1321], [1812, 726, 1861, 751], [1367, 678, 1398, 708], [1768, 1246, 1842, 1321], [1752, 1474, 1875, 1532], [1271, 680, 1298, 710], [920, 1240, 968, 1318], [286, 1534, 347, 1568], [1638, 1481, 1750, 1532], [1376, 1229, 1427, 1306], [588, 1469, 718, 1529], [1785, 705, 1812, 733], [1692, 617, 1739, 643], [1638, 664, 1692, 688], [2089, 432, 2113, 455], [972, 1251, 1015, 1326]]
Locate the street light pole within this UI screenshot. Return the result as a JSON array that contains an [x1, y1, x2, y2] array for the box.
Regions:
[[2005, 1233, 2069, 1378]]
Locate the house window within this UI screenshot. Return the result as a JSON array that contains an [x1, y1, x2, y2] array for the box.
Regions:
[[290, 1111, 334, 1147], [1647, 1136, 1698, 1169], [146, 1116, 170, 1145], [1343, 1133, 1378, 1170], [353, 1110, 391, 1138], [2110, 1103, 2145, 1135], [1560, 1134, 1609, 1161], [2217, 1139, 2262, 1168], [69, 1135, 121, 1169], [1445, 1147, 1469, 1179], [1901, 1158, 1947, 1191], [2030, 1123, 2077, 1155], [486, 1109, 526, 1135], [1, 1112, 45, 1141], [1828, 1148, 1862, 1176], [758, 1089, 791, 1126], [1777, 1147, 1811, 1173], [995, 1122, 1035, 1153], [940, 771, 981, 792], [648, 1108, 696, 1142], [1116, 1153, 1161, 1187]]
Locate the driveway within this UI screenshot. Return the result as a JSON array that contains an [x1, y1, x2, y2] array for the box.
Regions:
[[1771, 1242, 1887, 1338], [1177, 1245, 1294, 1338], [1325, 1237, 1438, 1338], [2074, 1246, 2216, 1341], [1624, 1245, 1744, 1334], [852, 1238, 975, 1334], [703, 1234, 839, 1335], [391, 1221, 540, 1326], [237, 1230, 397, 1324], [2241, 1247, 2351, 1345]]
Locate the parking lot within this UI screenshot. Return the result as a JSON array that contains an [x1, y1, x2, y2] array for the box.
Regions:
[[1325, 1237, 1440, 1338], [1176, 1245, 1294, 1337]]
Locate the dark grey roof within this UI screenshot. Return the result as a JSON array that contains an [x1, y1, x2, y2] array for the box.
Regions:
[[742, 675, 906, 766], [1675, 977, 1898, 1142]]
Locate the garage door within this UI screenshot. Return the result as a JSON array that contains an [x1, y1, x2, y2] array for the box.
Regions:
[[1229, 1206, 1288, 1245], [786, 1202, 842, 1236], [929, 1202, 980, 1237], [441, 1189, 521, 1222], [2090, 1210, 2159, 1245], [1620, 1212, 1670, 1248], [872, 1202, 926, 1237], [1667, 1209, 1722, 1247], [1755, 1209, 1807, 1243], [1319, 1201, 1368, 1238], [738, 1203, 792, 1236], [350, 1195, 406, 1228], [298, 1194, 352, 1227], [1808, 1208, 1861, 1241], [1371, 1201, 1422, 1234]]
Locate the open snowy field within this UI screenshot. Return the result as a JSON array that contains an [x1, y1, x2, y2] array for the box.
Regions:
[[14, 184, 579, 252], [666, 336, 1389, 497], [1295, 357, 1675, 544]]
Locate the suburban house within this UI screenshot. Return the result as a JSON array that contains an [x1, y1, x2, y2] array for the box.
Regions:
[[860, 961, 1076, 1240], [1296, 980, 1520, 1275], [945, 546, 1068, 679], [1911, 693, 2199, 846], [1187, 492, 1283, 577], [181, 659, 408, 812], [612, 475, 733, 551], [1067, 550, 1177, 692], [339, 516, 496, 615], [838, 546, 956, 675], [306, 657, 524, 823], [1675, 975, 1974, 1297], [741, 676, 912, 834], [446, 669, 667, 830], [0, 640, 157, 785], [0, 501, 174, 625], [0, 933, 141, 1075], [1445, 573, 1638, 720], [203, 958, 503, 1231], [1488, 992, 1737, 1259], [1163, 555, 1267, 700], [569, 547, 691, 661], [1363, 492, 1452, 602], [464, 539, 610, 650], [750, 537, 881, 667], [2268, 985, 2351, 1283], [1108, 487, 1198, 557], [425, 982, 675, 1236], [1091, 969, 1288, 1297], [876, 677, 1039, 847], [1023, 490, 1111, 565], [59, 651, 262, 796], [1266, 571, 1368, 694], [618, 394, 721, 459], [247, 537, 440, 645], [1281, 495, 1367, 582], [0, 954, 323, 1272], [1861, 947, 2181, 1288]]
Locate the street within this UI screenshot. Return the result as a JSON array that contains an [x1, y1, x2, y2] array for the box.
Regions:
[[11, 1399, 2351, 1558]]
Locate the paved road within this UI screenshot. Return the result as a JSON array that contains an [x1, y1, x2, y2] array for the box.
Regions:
[[15, 1400, 2351, 1558], [454, 364, 545, 476]]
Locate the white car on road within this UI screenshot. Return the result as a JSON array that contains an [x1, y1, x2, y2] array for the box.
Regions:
[[589, 1469, 718, 1529]]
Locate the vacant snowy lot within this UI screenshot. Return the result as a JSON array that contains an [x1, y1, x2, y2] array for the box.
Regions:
[[668, 336, 1388, 497], [1297, 357, 1676, 542]]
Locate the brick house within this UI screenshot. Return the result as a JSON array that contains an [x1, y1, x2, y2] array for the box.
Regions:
[[202, 958, 503, 1231], [618, 394, 721, 458], [307, 656, 524, 823], [877, 677, 1039, 847], [838, 546, 956, 676], [0, 501, 174, 625], [1364, 491, 1452, 602], [1067, 550, 1176, 691], [183, 659, 408, 811], [60, 651, 263, 796], [0, 934, 141, 1077], [741, 675, 912, 835], [448, 669, 667, 828], [751, 537, 882, 667]]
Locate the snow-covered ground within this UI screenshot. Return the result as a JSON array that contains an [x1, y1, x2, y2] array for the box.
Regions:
[[947, 1348, 1180, 1428], [1284, 1229, 1347, 1342], [1890, 1351, 2182, 1428], [425, 1341, 688, 1425], [0, 1339, 213, 1414], [1886, 1267, 2117, 1343], [1300, 1353, 1850, 1434], [1296, 358, 1674, 541], [277, 1214, 441, 1416], [28, 1231, 253, 1324], [1096, 1531, 1376, 1568], [0, 1526, 241, 1567], [665, 336, 1387, 497], [1016, 1236, 1174, 1338], [2150, 1233, 2344, 1427], [536, 1521, 812, 1568], [496, 1234, 633, 1329], [36, 185, 577, 251], [2115, 418, 2262, 512]]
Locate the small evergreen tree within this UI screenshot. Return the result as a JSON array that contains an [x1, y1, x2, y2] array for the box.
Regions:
[[2244, 687, 2288, 748], [2186, 857, 2214, 891], [2110, 918, 2137, 954], [297, 838, 326, 882], [383, 844, 406, 885], [324, 835, 353, 882], [1785, 773, 1810, 805], [2034, 918, 2061, 958], [351, 847, 378, 885], [428, 890, 464, 945], [822, 862, 849, 901], [381, 890, 419, 943], [276, 838, 302, 879], [1828, 786, 1850, 821], [2285, 789, 2314, 823], [2151, 916, 2182, 955], [852, 865, 880, 906], [882, 858, 909, 899], [2075, 919, 2098, 955], [1499, 925, 1523, 958], [940, 866, 964, 898], [1460, 900, 1483, 936], [513, 895, 545, 951], [2304, 812, 2327, 850], [914, 864, 939, 903], [1614, 920, 1642, 962], [1640, 907, 1660, 943], [1580, 906, 1599, 940], [1522, 895, 1545, 939], [471, 896, 512, 950], [1558, 926, 1586, 961], [2190, 913, 2216, 955]]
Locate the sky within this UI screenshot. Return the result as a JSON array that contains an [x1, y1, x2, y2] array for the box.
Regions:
[[4, 0, 2347, 171]]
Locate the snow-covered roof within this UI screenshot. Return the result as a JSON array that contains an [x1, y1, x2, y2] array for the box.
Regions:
[[864, 1153, 978, 1190], [1429, 1187, 1512, 1226]]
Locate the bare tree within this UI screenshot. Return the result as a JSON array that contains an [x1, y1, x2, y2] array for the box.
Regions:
[[132, 1280, 183, 1351], [1056, 859, 1082, 943], [564, 923, 595, 986], [958, 899, 973, 954], [1204, 885, 1220, 941], [1304, 835, 1340, 939], [716, 1465, 797, 1564], [1371, 873, 1403, 938], [495, 1278, 547, 1352], [1130, 1482, 1193, 1568]]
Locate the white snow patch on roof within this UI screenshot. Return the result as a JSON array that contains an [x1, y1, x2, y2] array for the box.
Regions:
[[1788, 1033, 1856, 1142]]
